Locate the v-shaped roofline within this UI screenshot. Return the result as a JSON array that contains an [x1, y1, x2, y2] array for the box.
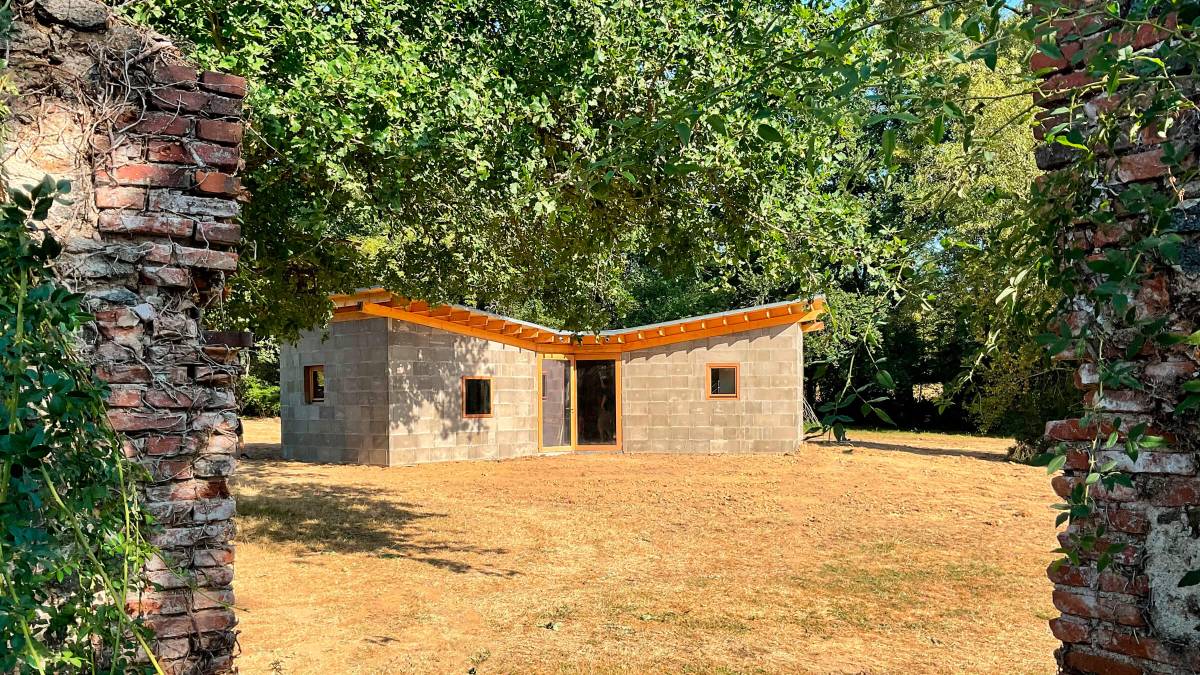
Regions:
[[329, 288, 825, 354]]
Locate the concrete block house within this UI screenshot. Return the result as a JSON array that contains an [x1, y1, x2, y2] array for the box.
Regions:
[[280, 289, 825, 464]]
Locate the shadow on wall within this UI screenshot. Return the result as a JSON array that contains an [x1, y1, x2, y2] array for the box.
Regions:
[[386, 323, 528, 442], [235, 461, 520, 576]]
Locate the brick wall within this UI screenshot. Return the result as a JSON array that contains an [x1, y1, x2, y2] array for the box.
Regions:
[[5, 3, 245, 673], [621, 323, 804, 454], [1033, 4, 1200, 674]]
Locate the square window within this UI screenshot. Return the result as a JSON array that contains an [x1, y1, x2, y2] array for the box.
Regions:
[[304, 365, 325, 403], [707, 364, 739, 399], [463, 377, 492, 417]]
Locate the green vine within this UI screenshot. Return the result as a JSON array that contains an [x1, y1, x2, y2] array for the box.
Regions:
[[0, 177, 160, 673], [1007, 0, 1200, 583]]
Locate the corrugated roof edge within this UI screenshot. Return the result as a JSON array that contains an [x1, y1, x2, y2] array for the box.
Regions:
[[599, 296, 827, 336]]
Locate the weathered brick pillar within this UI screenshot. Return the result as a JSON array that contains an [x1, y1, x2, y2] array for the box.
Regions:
[[1033, 4, 1200, 674], [5, 2, 244, 672]]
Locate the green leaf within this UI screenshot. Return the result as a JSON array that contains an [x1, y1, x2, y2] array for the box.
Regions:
[[1037, 42, 1064, 60], [1179, 570, 1200, 587], [977, 44, 997, 70], [1109, 473, 1134, 488], [38, 234, 62, 259], [11, 189, 32, 210], [875, 370, 895, 390], [36, 174, 56, 199], [663, 163, 702, 176], [1047, 454, 1067, 474], [963, 17, 982, 41], [873, 406, 896, 426], [1176, 395, 1200, 415], [675, 121, 691, 146], [882, 128, 896, 166], [1030, 452, 1057, 467], [1139, 435, 1168, 448], [757, 123, 784, 143]]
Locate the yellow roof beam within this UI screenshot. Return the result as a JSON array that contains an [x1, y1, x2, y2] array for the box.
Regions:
[[344, 293, 827, 354]]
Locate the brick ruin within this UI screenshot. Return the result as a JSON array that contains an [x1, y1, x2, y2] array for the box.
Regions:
[[4, 2, 243, 672], [1033, 3, 1200, 674]]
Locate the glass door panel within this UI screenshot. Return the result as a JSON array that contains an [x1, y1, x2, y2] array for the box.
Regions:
[[540, 357, 571, 449], [576, 359, 617, 446]]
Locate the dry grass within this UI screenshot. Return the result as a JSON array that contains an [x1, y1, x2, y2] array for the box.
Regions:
[[234, 419, 1059, 674]]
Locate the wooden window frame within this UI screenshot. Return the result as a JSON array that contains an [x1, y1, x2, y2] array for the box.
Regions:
[[706, 363, 740, 400], [304, 365, 326, 404], [461, 376, 494, 418]]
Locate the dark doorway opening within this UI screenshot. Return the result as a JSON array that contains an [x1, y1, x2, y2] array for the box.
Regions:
[[576, 359, 617, 446]]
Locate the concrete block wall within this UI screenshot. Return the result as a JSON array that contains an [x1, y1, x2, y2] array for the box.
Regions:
[[280, 318, 392, 464], [621, 323, 803, 454], [281, 319, 539, 465], [387, 321, 538, 464], [283, 317, 804, 461], [5, 3, 246, 671]]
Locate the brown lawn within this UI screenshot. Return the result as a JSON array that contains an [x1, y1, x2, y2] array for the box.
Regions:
[[234, 419, 1059, 674]]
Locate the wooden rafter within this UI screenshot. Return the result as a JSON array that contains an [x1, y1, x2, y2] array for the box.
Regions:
[[341, 293, 826, 355]]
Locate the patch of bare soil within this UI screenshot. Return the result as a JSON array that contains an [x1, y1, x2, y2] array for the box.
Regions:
[[233, 422, 1058, 674]]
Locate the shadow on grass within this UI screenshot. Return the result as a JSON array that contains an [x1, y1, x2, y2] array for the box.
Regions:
[[235, 463, 519, 577], [811, 439, 1009, 463], [240, 442, 281, 460]]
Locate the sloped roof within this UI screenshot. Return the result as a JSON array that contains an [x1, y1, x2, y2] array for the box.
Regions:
[[330, 288, 825, 354]]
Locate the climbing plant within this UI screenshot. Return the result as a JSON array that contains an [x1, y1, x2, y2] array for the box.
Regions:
[[986, 0, 1199, 577], [0, 177, 159, 673]]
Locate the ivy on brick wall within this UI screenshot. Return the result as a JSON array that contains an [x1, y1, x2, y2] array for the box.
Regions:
[[1004, 0, 1199, 580], [0, 177, 160, 673]]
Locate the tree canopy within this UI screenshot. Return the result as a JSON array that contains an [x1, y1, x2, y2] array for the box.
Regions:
[[126, 0, 993, 337], [125, 0, 1077, 436]]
